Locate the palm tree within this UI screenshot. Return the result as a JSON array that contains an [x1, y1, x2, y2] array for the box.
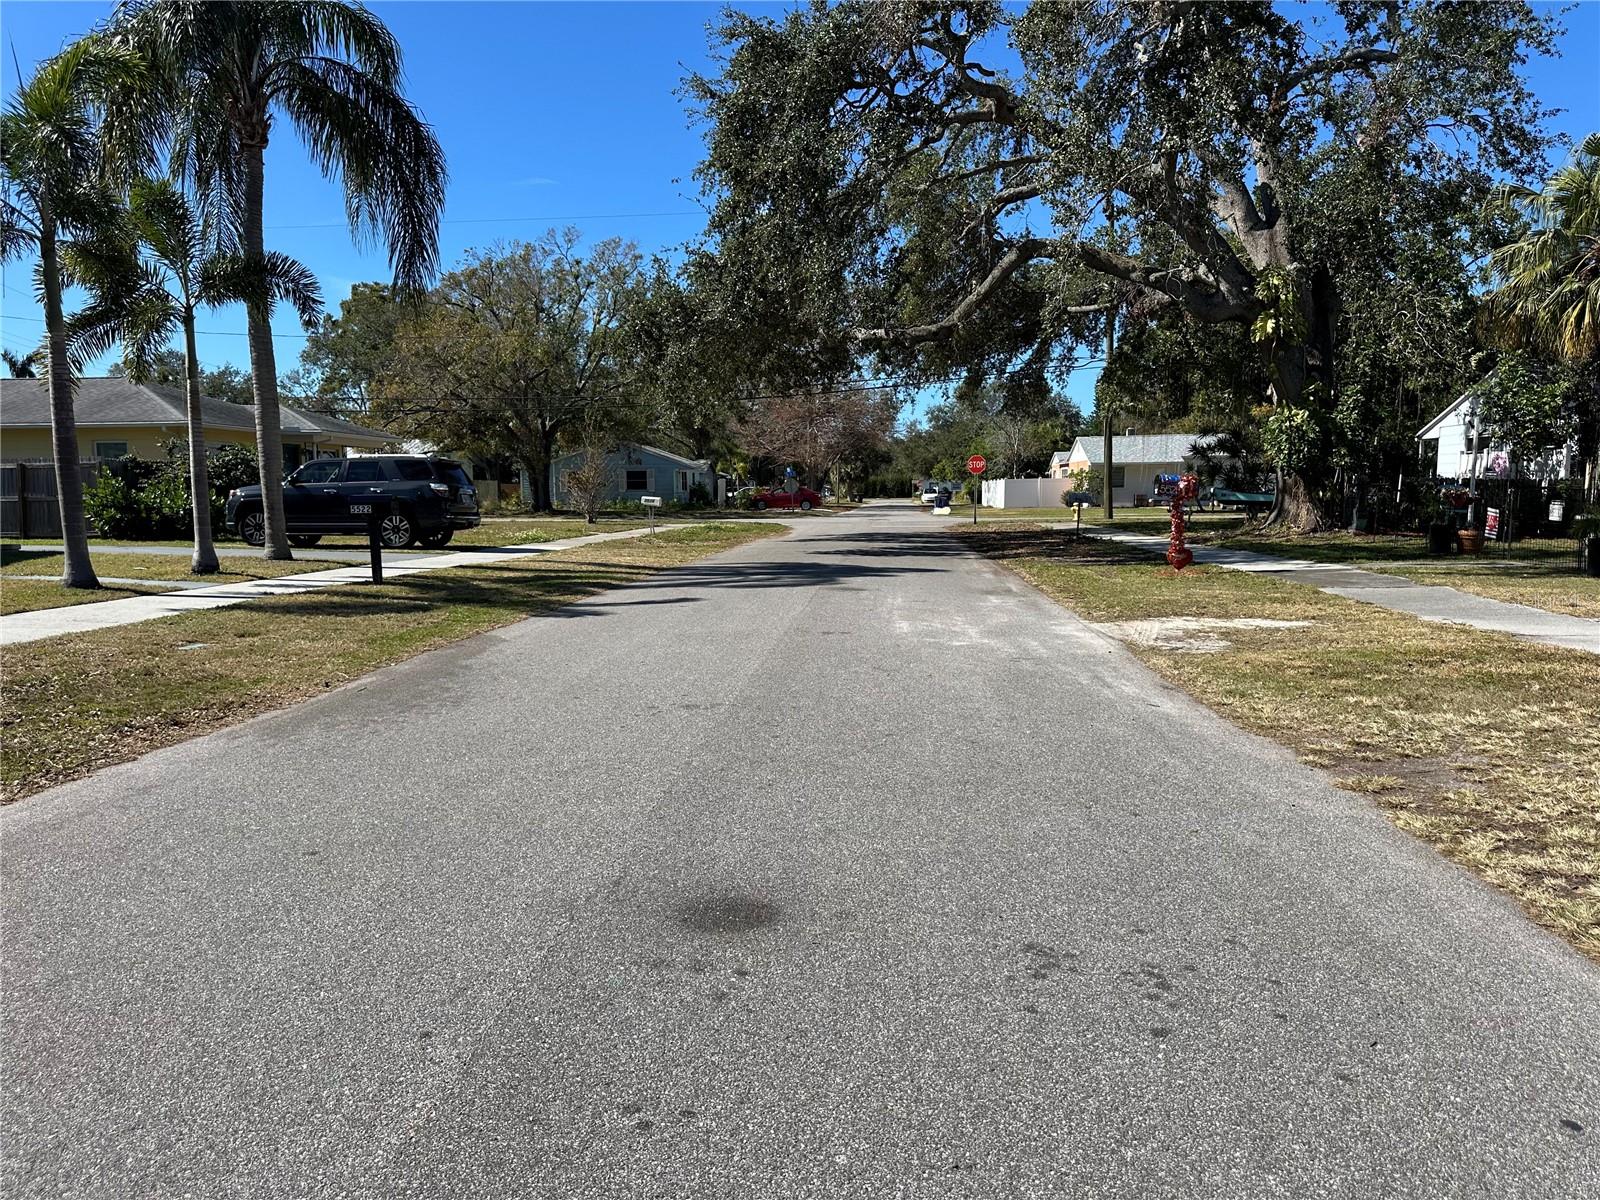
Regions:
[[1484, 132, 1600, 365], [2, 349, 41, 377], [112, 0, 448, 560], [1, 37, 157, 589], [69, 177, 322, 573]]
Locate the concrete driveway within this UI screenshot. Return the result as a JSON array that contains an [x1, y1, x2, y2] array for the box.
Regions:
[[3, 501, 1596, 1197]]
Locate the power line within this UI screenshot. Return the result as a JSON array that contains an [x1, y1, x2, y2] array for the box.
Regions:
[[1, 313, 314, 339], [266, 209, 702, 231]]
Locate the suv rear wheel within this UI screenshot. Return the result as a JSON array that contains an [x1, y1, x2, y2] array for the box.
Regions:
[[238, 508, 266, 546], [379, 509, 416, 548], [288, 534, 322, 547]]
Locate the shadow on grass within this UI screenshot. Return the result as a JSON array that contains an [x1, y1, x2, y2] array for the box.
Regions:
[[0, 548, 58, 569], [956, 525, 1156, 566]]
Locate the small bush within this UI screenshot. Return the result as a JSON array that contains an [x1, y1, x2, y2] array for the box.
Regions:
[[84, 443, 262, 540]]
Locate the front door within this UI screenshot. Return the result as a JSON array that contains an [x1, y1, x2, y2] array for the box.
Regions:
[[282, 458, 345, 528]]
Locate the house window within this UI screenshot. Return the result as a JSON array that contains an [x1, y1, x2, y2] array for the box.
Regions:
[[93, 440, 130, 460], [1110, 466, 1126, 488], [675, 469, 692, 495], [624, 468, 650, 491]]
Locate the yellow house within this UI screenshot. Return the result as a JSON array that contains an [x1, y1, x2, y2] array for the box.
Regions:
[[0, 376, 395, 466]]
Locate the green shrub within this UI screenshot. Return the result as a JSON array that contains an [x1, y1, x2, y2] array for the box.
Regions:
[[84, 443, 262, 540]]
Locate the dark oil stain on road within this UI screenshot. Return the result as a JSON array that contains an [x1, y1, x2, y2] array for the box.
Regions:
[[676, 893, 781, 934]]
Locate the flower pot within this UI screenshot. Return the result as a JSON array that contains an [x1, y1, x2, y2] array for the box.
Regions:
[[1458, 528, 1483, 554], [1426, 521, 1455, 555]]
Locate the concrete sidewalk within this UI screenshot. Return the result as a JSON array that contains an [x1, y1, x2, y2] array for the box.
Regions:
[[9, 541, 435, 563], [1086, 528, 1600, 654], [0, 525, 683, 647]]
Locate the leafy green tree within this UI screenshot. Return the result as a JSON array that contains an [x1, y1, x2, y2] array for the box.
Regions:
[[620, 259, 753, 485], [113, 0, 447, 559], [688, 1, 1561, 529], [114, 350, 260, 405], [1483, 132, 1600, 365], [71, 177, 320, 572], [1, 36, 157, 588], [1473, 351, 1584, 471], [294, 282, 406, 418], [373, 233, 645, 510]]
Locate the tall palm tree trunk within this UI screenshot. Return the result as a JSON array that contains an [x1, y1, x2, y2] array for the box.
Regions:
[[241, 139, 292, 560], [182, 311, 219, 573], [40, 218, 99, 589]]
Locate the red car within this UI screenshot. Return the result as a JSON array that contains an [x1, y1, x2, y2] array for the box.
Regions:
[[752, 485, 824, 511]]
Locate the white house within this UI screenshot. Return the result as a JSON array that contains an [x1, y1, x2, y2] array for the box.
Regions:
[[1048, 433, 1217, 508], [1416, 394, 1576, 483]]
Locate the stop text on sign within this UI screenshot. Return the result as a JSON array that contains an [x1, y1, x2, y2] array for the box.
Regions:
[[966, 454, 987, 475]]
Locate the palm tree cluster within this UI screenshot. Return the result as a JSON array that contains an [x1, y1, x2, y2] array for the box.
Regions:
[[1, 1, 446, 585], [1484, 132, 1600, 367]]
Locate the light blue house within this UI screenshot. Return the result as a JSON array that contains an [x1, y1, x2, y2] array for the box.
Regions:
[[535, 441, 718, 506]]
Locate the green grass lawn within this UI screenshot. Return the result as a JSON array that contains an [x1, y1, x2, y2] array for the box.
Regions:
[[974, 504, 1250, 532], [0, 548, 353, 615], [1, 579, 170, 616], [1044, 517, 1599, 619], [1, 522, 780, 803], [960, 524, 1600, 961]]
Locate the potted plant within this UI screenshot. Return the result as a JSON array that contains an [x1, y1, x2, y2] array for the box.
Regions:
[[1458, 525, 1483, 554]]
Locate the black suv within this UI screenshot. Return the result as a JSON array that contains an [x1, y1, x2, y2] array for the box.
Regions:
[[226, 455, 481, 549]]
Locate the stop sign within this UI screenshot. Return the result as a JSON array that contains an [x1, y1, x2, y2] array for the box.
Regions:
[[966, 454, 987, 475]]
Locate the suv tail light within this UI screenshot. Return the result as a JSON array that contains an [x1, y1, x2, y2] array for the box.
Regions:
[[430, 482, 450, 495]]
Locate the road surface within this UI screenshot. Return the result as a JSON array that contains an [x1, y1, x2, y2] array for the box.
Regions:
[[4, 502, 1596, 1197]]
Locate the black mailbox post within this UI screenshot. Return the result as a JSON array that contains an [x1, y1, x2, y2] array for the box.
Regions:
[[351, 496, 390, 583]]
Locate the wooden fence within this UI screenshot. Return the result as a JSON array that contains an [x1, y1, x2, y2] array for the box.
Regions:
[[0, 460, 102, 541]]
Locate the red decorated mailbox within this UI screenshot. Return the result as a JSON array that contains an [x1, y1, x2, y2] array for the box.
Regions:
[[966, 454, 987, 475], [1166, 473, 1200, 570]]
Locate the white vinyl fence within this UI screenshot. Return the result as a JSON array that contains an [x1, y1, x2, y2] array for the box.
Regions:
[[980, 477, 1076, 510]]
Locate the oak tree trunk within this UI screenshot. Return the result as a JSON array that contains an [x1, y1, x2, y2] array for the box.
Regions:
[[241, 138, 293, 560], [1262, 280, 1340, 533], [41, 218, 99, 589], [183, 312, 219, 573]]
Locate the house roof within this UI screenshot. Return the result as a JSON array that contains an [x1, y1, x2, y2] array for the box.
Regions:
[[0, 376, 393, 445], [1417, 393, 1471, 440], [1063, 433, 1216, 466], [553, 440, 711, 469], [634, 442, 710, 469]]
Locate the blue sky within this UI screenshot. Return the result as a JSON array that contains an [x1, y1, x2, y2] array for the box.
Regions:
[[2, 0, 1597, 419]]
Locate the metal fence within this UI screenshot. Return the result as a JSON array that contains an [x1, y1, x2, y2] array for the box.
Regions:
[[1463, 476, 1590, 571], [1338, 473, 1591, 570], [0, 460, 102, 541]]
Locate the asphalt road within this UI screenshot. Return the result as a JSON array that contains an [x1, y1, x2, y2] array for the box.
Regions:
[[3, 501, 1596, 1198]]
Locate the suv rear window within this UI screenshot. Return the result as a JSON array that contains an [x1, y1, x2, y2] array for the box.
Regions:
[[395, 458, 434, 481], [439, 463, 472, 489]]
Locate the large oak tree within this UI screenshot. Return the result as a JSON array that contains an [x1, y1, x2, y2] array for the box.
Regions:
[[689, 0, 1561, 528]]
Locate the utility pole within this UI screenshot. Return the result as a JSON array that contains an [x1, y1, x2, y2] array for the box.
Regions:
[[1102, 193, 1116, 521], [1102, 305, 1116, 521]]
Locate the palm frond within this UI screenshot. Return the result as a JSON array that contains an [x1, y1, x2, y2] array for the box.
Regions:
[[1, 348, 41, 377], [276, 55, 446, 292]]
